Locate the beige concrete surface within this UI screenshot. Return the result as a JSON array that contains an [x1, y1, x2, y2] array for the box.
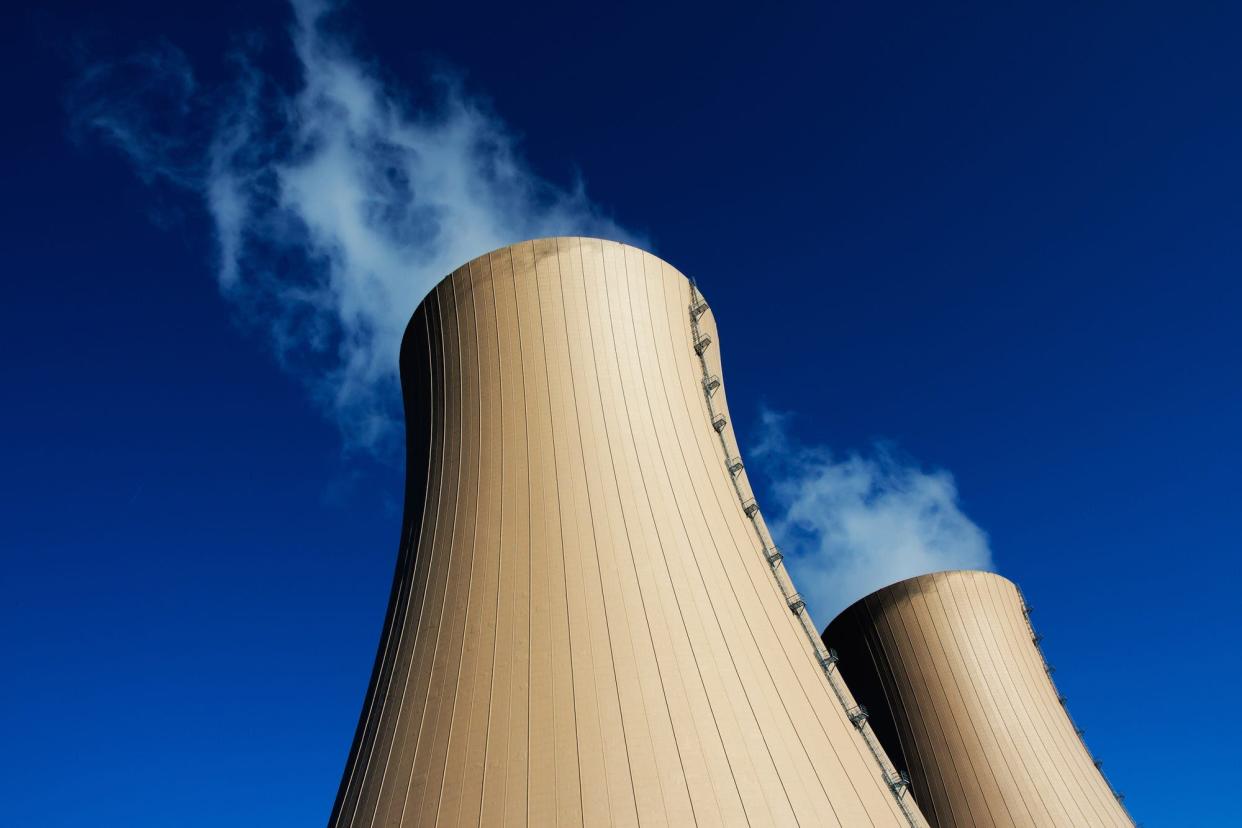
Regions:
[[329, 237, 920, 826], [824, 570, 1132, 828]]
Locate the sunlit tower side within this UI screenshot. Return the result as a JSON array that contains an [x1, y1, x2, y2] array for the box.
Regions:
[[329, 237, 925, 826]]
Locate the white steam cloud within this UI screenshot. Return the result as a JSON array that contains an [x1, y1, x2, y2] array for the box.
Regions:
[[73, 1, 992, 618], [72, 0, 634, 453], [753, 409, 993, 625]]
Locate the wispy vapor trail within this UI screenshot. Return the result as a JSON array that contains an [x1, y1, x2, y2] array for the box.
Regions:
[[753, 409, 993, 625], [72, 2, 990, 616], [72, 0, 634, 453]]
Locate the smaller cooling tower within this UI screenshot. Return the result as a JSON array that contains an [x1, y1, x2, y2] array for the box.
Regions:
[[823, 570, 1132, 828]]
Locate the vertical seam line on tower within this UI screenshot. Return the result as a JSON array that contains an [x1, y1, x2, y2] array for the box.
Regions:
[[627, 249, 753, 825]]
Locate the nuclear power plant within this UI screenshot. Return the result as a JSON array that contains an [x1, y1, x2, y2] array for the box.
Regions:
[[329, 237, 1130, 826]]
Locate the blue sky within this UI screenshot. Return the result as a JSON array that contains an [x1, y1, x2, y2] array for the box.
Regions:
[[4, 1, 1240, 824]]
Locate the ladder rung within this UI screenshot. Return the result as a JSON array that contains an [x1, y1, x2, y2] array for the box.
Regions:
[[886, 770, 911, 794]]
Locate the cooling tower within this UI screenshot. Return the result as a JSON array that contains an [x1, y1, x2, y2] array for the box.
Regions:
[[329, 237, 925, 826], [823, 570, 1132, 827]]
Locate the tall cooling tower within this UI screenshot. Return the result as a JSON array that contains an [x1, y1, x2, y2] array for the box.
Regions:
[[823, 570, 1132, 827], [330, 237, 925, 826]]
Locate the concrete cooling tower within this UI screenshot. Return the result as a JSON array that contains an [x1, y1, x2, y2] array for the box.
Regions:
[[329, 237, 925, 827], [822, 570, 1132, 828]]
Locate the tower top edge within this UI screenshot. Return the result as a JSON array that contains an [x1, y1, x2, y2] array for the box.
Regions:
[[399, 235, 712, 357], [826, 568, 1018, 627], [415, 235, 699, 309], [453, 235, 677, 274]]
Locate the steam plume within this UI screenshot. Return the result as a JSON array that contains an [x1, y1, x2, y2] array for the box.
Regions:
[[72, 0, 635, 453], [73, 1, 992, 623], [753, 409, 994, 625]]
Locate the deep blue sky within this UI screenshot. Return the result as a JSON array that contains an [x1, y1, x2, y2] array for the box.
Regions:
[[5, 1, 1240, 824]]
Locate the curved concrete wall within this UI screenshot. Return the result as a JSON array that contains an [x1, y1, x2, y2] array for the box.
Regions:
[[330, 237, 921, 826], [823, 570, 1131, 828]]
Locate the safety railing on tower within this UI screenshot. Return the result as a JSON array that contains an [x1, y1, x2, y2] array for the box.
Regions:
[[685, 279, 926, 827]]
